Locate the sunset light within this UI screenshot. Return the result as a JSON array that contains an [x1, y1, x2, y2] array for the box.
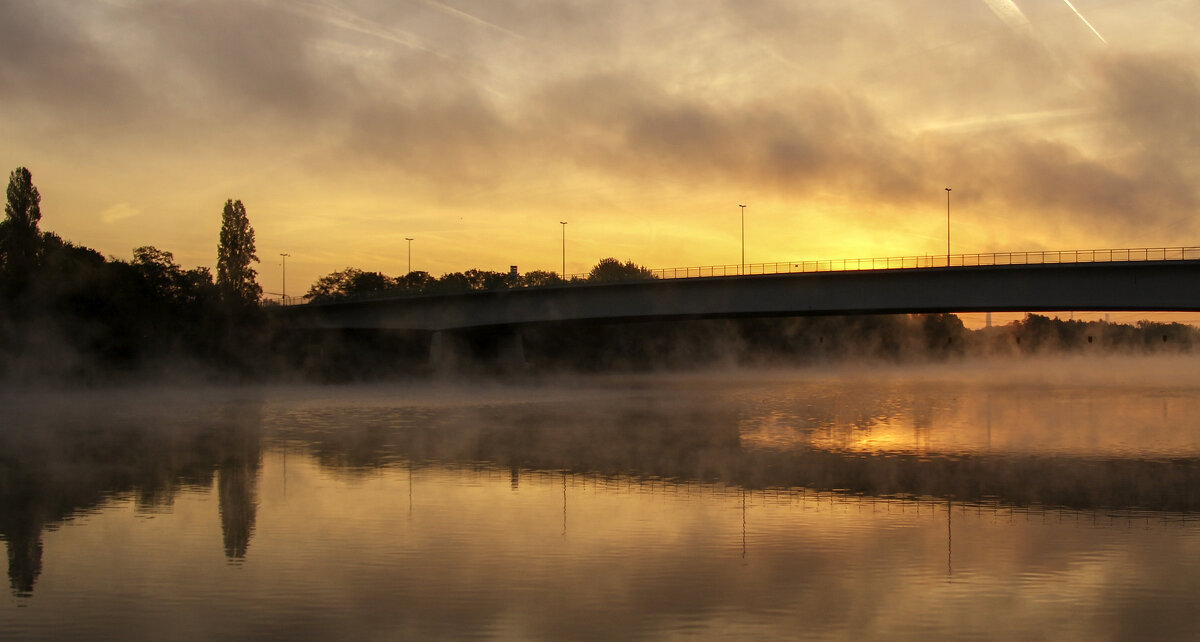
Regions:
[[6, 5, 1200, 636], [3, 1, 1196, 294]]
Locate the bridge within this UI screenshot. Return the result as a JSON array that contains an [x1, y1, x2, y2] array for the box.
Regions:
[[280, 248, 1200, 330], [276, 247, 1200, 365]]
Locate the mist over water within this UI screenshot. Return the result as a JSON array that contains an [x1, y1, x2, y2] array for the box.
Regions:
[[4, 356, 1200, 639]]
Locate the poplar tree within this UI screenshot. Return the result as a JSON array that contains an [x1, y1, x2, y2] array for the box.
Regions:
[[0, 167, 43, 289], [216, 199, 261, 306]]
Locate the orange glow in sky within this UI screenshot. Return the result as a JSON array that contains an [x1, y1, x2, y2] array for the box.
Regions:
[[2, 1, 1198, 298]]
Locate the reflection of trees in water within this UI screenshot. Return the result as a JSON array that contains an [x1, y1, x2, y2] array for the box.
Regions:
[[0, 396, 263, 596], [219, 464, 257, 559], [2, 505, 42, 597], [273, 395, 1200, 515], [218, 406, 262, 559]]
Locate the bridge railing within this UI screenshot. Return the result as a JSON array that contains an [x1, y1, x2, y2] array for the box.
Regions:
[[621, 247, 1200, 281], [263, 293, 313, 307]]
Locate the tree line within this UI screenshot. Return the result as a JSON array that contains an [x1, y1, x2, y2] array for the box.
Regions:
[[0, 165, 665, 380], [305, 257, 656, 303], [0, 167, 263, 379]]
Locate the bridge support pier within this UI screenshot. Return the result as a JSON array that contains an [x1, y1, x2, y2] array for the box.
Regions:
[[429, 330, 467, 372], [496, 330, 526, 368], [429, 327, 527, 372]]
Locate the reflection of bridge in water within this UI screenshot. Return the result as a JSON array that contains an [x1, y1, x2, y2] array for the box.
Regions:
[[423, 460, 1200, 577], [502, 467, 1200, 530], [269, 400, 1200, 516]]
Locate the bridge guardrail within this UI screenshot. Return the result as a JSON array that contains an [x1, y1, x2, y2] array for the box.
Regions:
[[596, 247, 1200, 281], [263, 294, 313, 307]]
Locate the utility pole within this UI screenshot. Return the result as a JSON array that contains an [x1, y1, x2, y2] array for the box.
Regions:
[[279, 253, 290, 304], [405, 237, 414, 274], [559, 222, 567, 277], [945, 188, 951, 266], [739, 204, 746, 275]]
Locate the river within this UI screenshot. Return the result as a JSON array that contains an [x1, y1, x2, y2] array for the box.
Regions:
[[4, 356, 1200, 639]]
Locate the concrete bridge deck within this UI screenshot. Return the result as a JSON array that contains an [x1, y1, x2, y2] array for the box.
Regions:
[[278, 259, 1200, 332]]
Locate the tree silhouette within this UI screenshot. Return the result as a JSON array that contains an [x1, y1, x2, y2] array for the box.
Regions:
[[306, 267, 398, 302], [0, 167, 43, 292], [132, 246, 183, 299], [519, 270, 563, 288], [587, 257, 657, 283], [397, 270, 435, 293], [462, 268, 510, 291], [216, 199, 261, 307]]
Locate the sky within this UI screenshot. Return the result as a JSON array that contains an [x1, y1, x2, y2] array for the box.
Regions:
[[1, 0, 1198, 303]]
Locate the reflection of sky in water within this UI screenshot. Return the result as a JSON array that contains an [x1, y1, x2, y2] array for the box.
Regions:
[[7, 360, 1200, 638], [9, 450, 1200, 640], [739, 383, 1200, 457]]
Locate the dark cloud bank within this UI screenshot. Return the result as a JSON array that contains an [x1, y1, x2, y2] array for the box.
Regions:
[[3, 1, 1198, 238]]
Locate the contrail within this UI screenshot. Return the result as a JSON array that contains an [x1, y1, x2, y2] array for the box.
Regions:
[[982, 0, 1032, 31], [1060, 0, 1108, 44], [255, 0, 449, 58], [415, 0, 525, 40]]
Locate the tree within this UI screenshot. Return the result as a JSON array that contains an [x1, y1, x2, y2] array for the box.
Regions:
[[0, 167, 43, 290], [462, 269, 509, 291], [587, 257, 657, 283], [216, 199, 261, 306], [349, 270, 394, 295], [307, 268, 359, 302], [306, 268, 396, 302], [519, 270, 563, 288], [132, 245, 184, 300], [397, 270, 435, 293], [431, 271, 472, 293], [39, 232, 104, 287]]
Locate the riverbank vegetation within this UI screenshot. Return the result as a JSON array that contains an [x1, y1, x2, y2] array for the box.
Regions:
[[2, 166, 1198, 383], [305, 257, 657, 302], [0, 168, 263, 380]]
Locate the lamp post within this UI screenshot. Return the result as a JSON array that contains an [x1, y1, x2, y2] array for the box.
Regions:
[[945, 188, 951, 266], [739, 204, 746, 275], [559, 221, 567, 277], [405, 237, 414, 274], [279, 253, 290, 304]]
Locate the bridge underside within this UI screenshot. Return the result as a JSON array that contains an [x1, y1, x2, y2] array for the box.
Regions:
[[284, 261, 1200, 333]]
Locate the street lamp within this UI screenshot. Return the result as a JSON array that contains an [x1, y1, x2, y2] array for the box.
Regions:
[[945, 188, 951, 266], [279, 253, 290, 304], [405, 237, 414, 274], [739, 204, 746, 275], [559, 221, 567, 277]]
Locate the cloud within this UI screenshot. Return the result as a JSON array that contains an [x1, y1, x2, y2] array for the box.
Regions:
[[100, 202, 140, 224], [0, 0, 149, 128], [4, 0, 1200, 275], [526, 74, 926, 201], [307, 31, 1200, 248], [336, 89, 516, 183], [1096, 52, 1200, 161], [126, 0, 354, 120]]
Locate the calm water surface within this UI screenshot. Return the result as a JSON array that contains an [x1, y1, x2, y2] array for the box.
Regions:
[[4, 358, 1200, 639]]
